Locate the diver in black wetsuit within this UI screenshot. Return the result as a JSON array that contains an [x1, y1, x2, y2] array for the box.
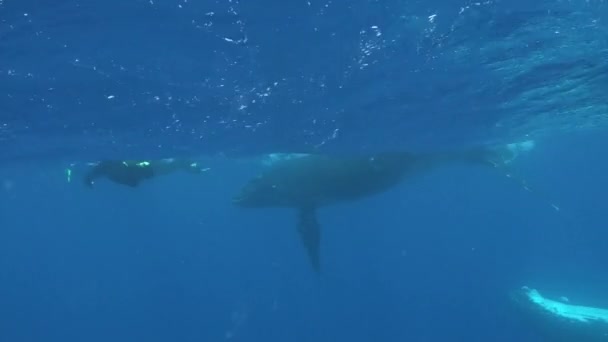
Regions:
[[83, 158, 209, 188]]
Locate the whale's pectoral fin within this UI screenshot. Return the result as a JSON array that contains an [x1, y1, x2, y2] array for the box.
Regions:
[[296, 206, 321, 272]]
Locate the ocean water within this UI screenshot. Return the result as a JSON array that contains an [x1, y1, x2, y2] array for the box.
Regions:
[[2, 0, 608, 341]]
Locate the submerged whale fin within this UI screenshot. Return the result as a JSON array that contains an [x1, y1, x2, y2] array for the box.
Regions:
[[296, 206, 321, 272]]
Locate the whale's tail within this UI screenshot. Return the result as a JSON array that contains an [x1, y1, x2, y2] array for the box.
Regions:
[[469, 140, 560, 212], [482, 140, 536, 166], [446, 139, 536, 169]]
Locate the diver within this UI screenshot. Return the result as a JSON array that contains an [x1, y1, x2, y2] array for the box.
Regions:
[[83, 158, 209, 188]]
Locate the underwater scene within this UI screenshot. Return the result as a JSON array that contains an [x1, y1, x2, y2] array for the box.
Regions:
[[2, 0, 608, 341]]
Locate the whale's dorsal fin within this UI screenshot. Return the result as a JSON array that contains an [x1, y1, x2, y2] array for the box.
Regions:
[[296, 206, 321, 273]]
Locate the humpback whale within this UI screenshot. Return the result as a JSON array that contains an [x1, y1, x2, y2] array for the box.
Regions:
[[232, 145, 517, 272]]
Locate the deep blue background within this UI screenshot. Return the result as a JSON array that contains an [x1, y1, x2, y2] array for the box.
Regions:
[[1, 132, 608, 341], [2, 0, 608, 340]]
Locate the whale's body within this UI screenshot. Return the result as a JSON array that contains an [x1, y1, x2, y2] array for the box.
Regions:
[[233, 147, 512, 271]]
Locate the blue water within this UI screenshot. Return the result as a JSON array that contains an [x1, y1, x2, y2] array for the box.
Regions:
[[2, 0, 608, 341]]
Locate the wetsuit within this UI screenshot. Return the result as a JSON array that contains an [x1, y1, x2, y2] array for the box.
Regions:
[[84, 158, 207, 188]]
